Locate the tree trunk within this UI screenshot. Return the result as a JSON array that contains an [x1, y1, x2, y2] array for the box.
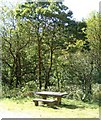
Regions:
[[15, 52, 22, 88], [38, 38, 42, 90], [44, 44, 53, 90], [37, 21, 42, 90]]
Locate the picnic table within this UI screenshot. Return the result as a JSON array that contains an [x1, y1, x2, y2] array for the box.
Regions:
[[33, 91, 67, 106]]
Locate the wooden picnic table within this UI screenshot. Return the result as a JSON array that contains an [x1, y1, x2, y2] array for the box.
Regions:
[[35, 91, 67, 105]]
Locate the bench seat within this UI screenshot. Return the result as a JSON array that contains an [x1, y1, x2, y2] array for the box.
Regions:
[[33, 98, 57, 106]]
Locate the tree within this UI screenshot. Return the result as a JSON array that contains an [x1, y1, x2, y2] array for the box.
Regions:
[[86, 12, 101, 84], [1, 1, 89, 99], [16, 1, 76, 90], [1, 6, 34, 88]]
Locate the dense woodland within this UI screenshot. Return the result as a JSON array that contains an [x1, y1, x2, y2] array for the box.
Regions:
[[0, 1, 101, 102]]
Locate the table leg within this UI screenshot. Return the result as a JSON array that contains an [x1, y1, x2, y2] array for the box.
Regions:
[[57, 97, 61, 105], [42, 95, 47, 104], [35, 101, 38, 106]]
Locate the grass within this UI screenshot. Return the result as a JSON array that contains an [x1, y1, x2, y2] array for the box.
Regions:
[[0, 97, 99, 118]]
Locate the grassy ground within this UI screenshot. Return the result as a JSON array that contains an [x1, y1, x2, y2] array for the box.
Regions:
[[0, 97, 99, 118]]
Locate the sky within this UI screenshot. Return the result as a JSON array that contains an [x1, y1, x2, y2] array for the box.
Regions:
[[63, 0, 100, 21], [0, 0, 100, 21]]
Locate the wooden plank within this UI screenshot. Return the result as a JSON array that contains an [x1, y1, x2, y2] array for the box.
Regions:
[[35, 91, 67, 97], [33, 98, 56, 103], [33, 98, 57, 106]]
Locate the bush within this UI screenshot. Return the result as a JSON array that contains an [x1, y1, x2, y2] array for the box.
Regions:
[[2, 81, 37, 98], [92, 83, 100, 102]]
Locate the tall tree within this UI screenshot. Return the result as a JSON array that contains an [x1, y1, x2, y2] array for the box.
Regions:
[[1, 6, 33, 88], [86, 12, 101, 84], [16, 1, 75, 90]]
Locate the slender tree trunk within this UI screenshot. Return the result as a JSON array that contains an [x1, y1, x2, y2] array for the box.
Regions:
[[15, 52, 22, 88], [87, 62, 93, 100], [38, 38, 42, 90], [44, 44, 53, 90], [56, 67, 60, 91], [37, 21, 42, 90]]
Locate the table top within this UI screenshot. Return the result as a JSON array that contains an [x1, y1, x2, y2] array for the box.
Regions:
[[35, 91, 67, 97]]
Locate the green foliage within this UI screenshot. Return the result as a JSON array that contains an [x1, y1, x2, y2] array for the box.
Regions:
[[92, 84, 100, 102], [0, 2, 100, 103], [85, 12, 101, 84]]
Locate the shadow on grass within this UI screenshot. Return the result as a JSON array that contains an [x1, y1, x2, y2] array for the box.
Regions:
[[58, 103, 85, 109], [40, 103, 85, 109], [40, 104, 59, 109]]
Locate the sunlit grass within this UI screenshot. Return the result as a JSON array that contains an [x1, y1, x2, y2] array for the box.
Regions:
[[0, 97, 99, 118]]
